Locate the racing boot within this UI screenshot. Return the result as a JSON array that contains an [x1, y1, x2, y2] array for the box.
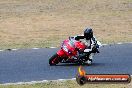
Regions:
[[86, 53, 93, 65]]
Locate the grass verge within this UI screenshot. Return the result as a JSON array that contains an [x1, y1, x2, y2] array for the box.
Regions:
[[0, 0, 132, 49], [0, 79, 132, 88]]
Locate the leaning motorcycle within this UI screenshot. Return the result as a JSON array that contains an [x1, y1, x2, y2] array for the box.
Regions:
[[49, 37, 101, 66]]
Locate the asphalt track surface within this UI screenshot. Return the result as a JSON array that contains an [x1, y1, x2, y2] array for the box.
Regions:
[[0, 43, 132, 84]]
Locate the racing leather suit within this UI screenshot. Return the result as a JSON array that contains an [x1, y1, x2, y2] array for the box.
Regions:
[[72, 35, 98, 64]]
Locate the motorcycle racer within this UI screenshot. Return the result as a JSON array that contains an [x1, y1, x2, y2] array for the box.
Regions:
[[72, 27, 100, 65], [49, 27, 101, 66]]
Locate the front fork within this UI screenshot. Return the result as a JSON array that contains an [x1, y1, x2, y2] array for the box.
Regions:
[[79, 52, 93, 63]]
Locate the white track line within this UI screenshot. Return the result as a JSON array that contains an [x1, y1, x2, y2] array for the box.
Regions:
[[0, 78, 76, 85], [50, 47, 57, 48], [32, 48, 40, 49], [102, 44, 108, 46], [0, 42, 131, 52], [12, 49, 18, 51], [0, 50, 4, 51], [117, 42, 122, 44]]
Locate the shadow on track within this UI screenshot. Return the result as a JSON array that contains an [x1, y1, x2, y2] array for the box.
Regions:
[[50, 62, 106, 67]]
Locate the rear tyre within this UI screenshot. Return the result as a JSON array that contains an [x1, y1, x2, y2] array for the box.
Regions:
[[49, 53, 60, 66]]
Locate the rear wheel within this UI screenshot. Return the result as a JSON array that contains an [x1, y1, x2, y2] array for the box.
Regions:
[[49, 53, 60, 66]]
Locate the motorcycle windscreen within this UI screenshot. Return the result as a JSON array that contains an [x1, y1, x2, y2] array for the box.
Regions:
[[62, 40, 77, 56]]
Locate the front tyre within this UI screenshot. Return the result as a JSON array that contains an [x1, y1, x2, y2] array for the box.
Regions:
[[49, 53, 60, 66]]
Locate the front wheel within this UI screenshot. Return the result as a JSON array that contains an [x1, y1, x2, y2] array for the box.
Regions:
[[49, 53, 60, 66]]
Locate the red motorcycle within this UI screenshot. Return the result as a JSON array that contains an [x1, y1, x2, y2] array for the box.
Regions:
[[49, 37, 97, 65]]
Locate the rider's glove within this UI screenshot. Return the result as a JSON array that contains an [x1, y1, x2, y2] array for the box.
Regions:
[[92, 46, 100, 53], [84, 49, 92, 53]]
